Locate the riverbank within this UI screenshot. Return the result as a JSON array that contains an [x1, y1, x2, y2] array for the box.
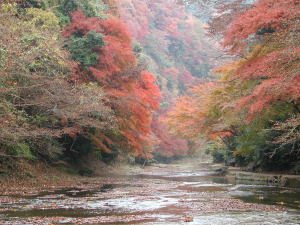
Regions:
[[0, 160, 121, 196], [204, 163, 300, 189], [227, 170, 300, 189]]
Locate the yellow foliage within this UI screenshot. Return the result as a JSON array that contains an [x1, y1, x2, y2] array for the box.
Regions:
[[24, 8, 60, 30], [1, 2, 17, 14], [233, 148, 253, 157]]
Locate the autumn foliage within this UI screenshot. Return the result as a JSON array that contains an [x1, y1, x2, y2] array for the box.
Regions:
[[166, 0, 300, 169], [64, 10, 161, 157], [152, 116, 189, 158], [221, 0, 300, 122], [224, 0, 300, 53], [2, 0, 298, 171], [164, 82, 232, 140], [118, 0, 220, 158]]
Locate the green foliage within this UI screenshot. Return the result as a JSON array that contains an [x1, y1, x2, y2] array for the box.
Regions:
[[206, 142, 225, 163], [20, 0, 44, 8], [235, 124, 269, 159], [18, 0, 108, 24], [78, 168, 94, 176], [21, 34, 45, 46], [67, 31, 105, 68], [208, 102, 299, 169], [15, 8, 69, 77], [58, 0, 95, 17], [293, 164, 300, 175], [133, 42, 143, 54], [0, 0, 114, 169], [167, 79, 174, 91], [0, 49, 7, 68], [6, 143, 37, 160], [94, 150, 103, 161], [56, 0, 107, 23]]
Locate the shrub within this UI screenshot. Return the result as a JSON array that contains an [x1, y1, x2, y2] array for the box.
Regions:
[[67, 30, 105, 68], [6, 143, 37, 160]]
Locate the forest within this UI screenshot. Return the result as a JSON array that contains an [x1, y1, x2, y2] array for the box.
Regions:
[[0, 0, 299, 174], [165, 0, 300, 172], [0, 0, 300, 224]]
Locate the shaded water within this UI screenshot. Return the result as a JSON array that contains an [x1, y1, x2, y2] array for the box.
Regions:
[[0, 166, 299, 224]]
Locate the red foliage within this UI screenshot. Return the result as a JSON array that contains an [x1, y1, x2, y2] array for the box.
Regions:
[[235, 76, 300, 122], [64, 10, 136, 82], [152, 116, 189, 157], [224, 0, 300, 53], [179, 70, 198, 88], [119, 0, 218, 78], [234, 48, 300, 110], [119, 0, 150, 40], [221, 0, 300, 122], [119, 0, 221, 157], [65, 10, 161, 157]]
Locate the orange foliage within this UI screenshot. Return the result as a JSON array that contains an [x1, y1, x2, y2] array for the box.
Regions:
[[152, 116, 189, 157], [90, 134, 113, 154], [65, 10, 161, 157], [208, 132, 233, 140], [224, 0, 300, 53], [164, 82, 219, 140], [220, 0, 300, 122]]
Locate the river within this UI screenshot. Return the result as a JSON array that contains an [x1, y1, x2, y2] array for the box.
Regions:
[[0, 161, 299, 224]]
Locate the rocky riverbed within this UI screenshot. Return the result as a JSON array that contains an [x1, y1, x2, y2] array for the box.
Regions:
[[0, 161, 299, 224]]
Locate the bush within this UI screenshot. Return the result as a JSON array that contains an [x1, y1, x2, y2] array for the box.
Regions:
[[29, 138, 64, 162], [6, 143, 37, 161], [212, 150, 225, 163], [56, 0, 107, 23], [67, 30, 105, 68]]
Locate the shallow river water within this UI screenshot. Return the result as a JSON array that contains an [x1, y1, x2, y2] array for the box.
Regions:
[[0, 163, 299, 224]]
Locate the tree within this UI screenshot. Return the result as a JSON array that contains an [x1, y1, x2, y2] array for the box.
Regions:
[[220, 0, 300, 122], [64, 9, 161, 158], [164, 82, 221, 140], [165, 0, 300, 169], [0, 3, 114, 162]]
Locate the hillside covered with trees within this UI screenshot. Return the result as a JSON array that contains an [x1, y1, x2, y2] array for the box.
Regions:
[[0, 0, 164, 172], [165, 0, 300, 172], [0, 1, 300, 224], [0, 0, 299, 175]]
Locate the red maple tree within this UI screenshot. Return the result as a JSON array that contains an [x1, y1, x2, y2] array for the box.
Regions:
[[64, 10, 161, 157]]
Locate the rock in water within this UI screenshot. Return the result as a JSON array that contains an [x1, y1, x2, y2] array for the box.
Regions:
[[184, 216, 193, 222], [215, 167, 228, 176]]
